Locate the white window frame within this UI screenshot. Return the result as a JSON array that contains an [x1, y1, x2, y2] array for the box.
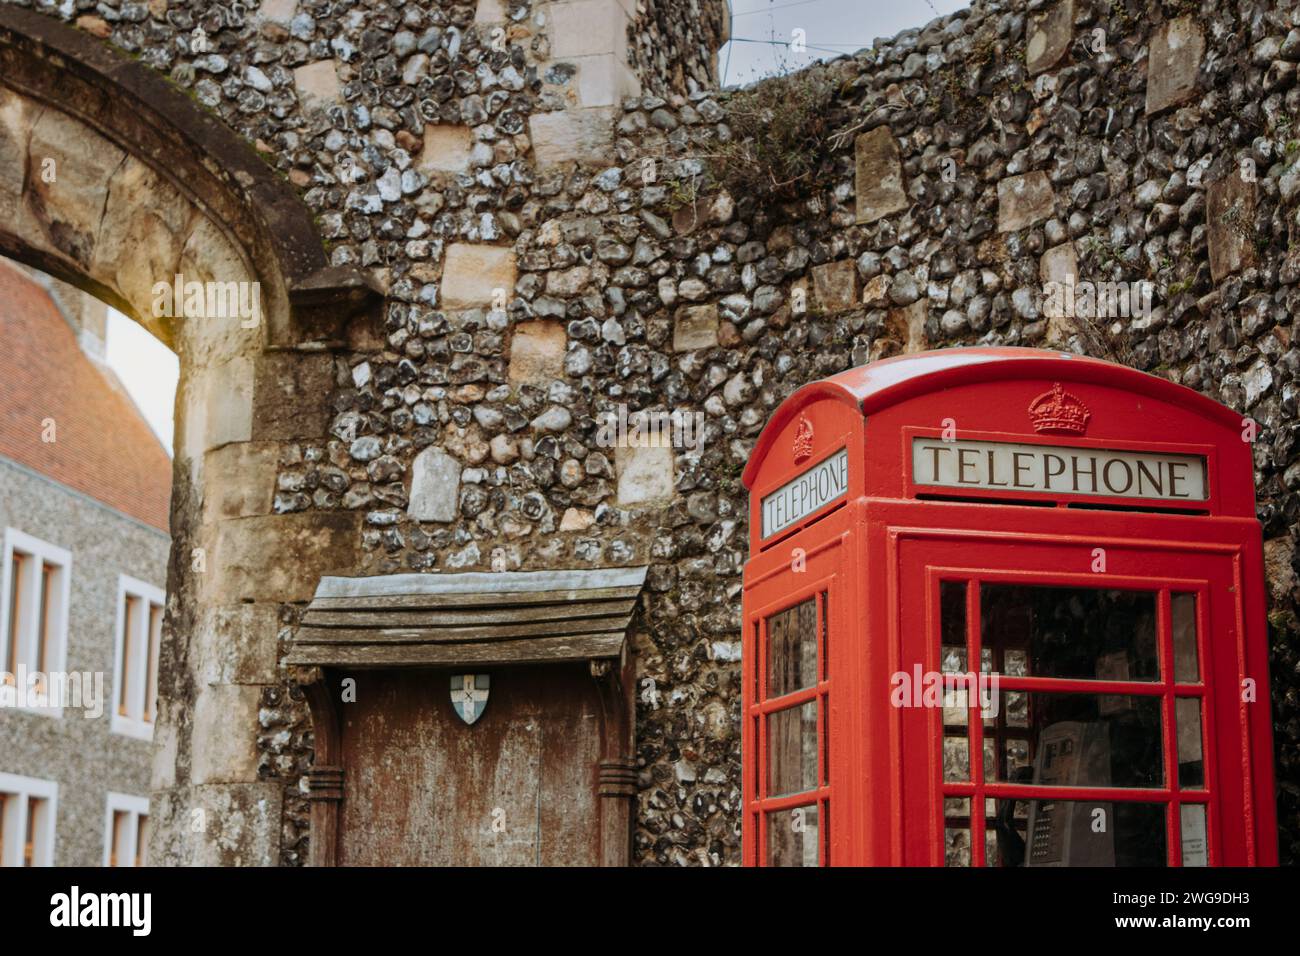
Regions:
[[0, 771, 58, 867], [111, 575, 164, 740], [102, 792, 149, 867], [0, 528, 72, 718]]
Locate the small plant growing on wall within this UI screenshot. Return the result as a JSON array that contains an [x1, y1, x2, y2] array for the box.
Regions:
[[706, 67, 837, 202]]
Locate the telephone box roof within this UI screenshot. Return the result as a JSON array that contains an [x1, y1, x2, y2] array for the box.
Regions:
[[742, 347, 1245, 490]]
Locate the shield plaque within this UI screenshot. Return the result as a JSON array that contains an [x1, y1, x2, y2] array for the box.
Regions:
[[450, 673, 490, 724]]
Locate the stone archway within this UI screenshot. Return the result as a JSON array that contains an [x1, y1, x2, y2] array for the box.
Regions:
[[0, 7, 379, 864]]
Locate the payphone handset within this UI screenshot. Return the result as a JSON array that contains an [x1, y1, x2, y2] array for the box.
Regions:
[[1024, 721, 1115, 866]]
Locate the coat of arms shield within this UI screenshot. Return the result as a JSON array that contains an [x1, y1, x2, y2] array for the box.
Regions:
[[450, 673, 490, 724]]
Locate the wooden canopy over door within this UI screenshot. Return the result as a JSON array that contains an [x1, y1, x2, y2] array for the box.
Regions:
[[286, 567, 647, 867]]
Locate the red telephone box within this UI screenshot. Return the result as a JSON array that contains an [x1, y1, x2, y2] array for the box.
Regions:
[[741, 347, 1278, 867]]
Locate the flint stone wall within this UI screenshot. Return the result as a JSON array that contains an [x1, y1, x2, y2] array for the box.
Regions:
[[9, 0, 1299, 865]]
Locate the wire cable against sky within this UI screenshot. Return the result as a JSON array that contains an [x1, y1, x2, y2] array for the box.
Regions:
[[727, 36, 874, 58], [731, 0, 828, 15]]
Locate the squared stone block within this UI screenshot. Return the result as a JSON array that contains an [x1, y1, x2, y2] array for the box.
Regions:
[[252, 352, 334, 441], [257, 0, 297, 25], [408, 447, 461, 523], [203, 354, 254, 452], [192, 684, 262, 785], [1039, 241, 1078, 290], [1207, 173, 1257, 281], [575, 53, 641, 108], [203, 442, 279, 521], [616, 440, 674, 505], [442, 243, 517, 308], [172, 216, 261, 356], [194, 604, 281, 686], [96, 160, 193, 318], [0, 88, 31, 226], [420, 125, 473, 174], [529, 108, 616, 166], [293, 60, 342, 112], [508, 320, 567, 383], [549, 0, 630, 59], [474, 0, 507, 24], [1040, 242, 1080, 341], [886, 300, 929, 354], [27, 107, 126, 269], [812, 259, 859, 313], [1146, 17, 1205, 115], [997, 171, 1055, 232], [206, 512, 361, 603], [673, 304, 719, 351], [855, 126, 908, 225], [189, 783, 283, 867], [150, 718, 179, 792], [1026, 0, 1074, 76]]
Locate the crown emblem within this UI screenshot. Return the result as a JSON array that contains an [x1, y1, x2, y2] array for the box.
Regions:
[[1028, 383, 1091, 435], [793, 416, 814, 464]]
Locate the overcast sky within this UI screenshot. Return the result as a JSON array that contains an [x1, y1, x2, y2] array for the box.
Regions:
[[105, 310, 178, 454], [720, 0, 971, 86], [101, 1, 973, 454]]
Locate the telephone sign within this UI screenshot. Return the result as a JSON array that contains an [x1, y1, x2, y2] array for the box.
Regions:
[[761, 447, 849, 538], [741, 347, 1277, 867], [910, 437, 1208, 501]]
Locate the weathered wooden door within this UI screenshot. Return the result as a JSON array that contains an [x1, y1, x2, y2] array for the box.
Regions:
[[336, 664, 603, 866]]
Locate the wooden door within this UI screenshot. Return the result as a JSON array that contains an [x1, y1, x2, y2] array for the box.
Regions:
[[337, 664, 602, 866]]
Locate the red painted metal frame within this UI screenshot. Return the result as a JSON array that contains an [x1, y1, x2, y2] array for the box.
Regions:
[[741, 348, 1278, 867], [743, 534, 845, 866], [901, 545, 1232, 866]]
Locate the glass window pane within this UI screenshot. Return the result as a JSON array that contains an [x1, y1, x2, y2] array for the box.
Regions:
[[35, 563, 54, 674], [943, 683, 968, 726], [767, 804, 819, 866], [1005, 690, 1029, 728], [940, 581, 966, 674], [135, 814, 150, 867], [767, 701, 817, 797], [941, 645, 966, 674], [1172, 593, 1199, 683], [1027, 800, 1166, 866], [943, 734, 969, 782], [1180, 803, 1208, 866], [1004, 649, 1028, 677], [944, 795, 969, 818], [766, 598, 817, 697], [821, 704, 830, 786], [110, 810, 129, 867], [981, 584, 1159, 682], [1005, 737, 1032, 780], [990, 691, 1164, 788], [990, 796, 1029, 867], [6, 552, 27, 674], [820, 591, 829, 680], [120, 595, 139, 715], [944, 825, 970, 867], [1176, 697, 1204, 789]]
